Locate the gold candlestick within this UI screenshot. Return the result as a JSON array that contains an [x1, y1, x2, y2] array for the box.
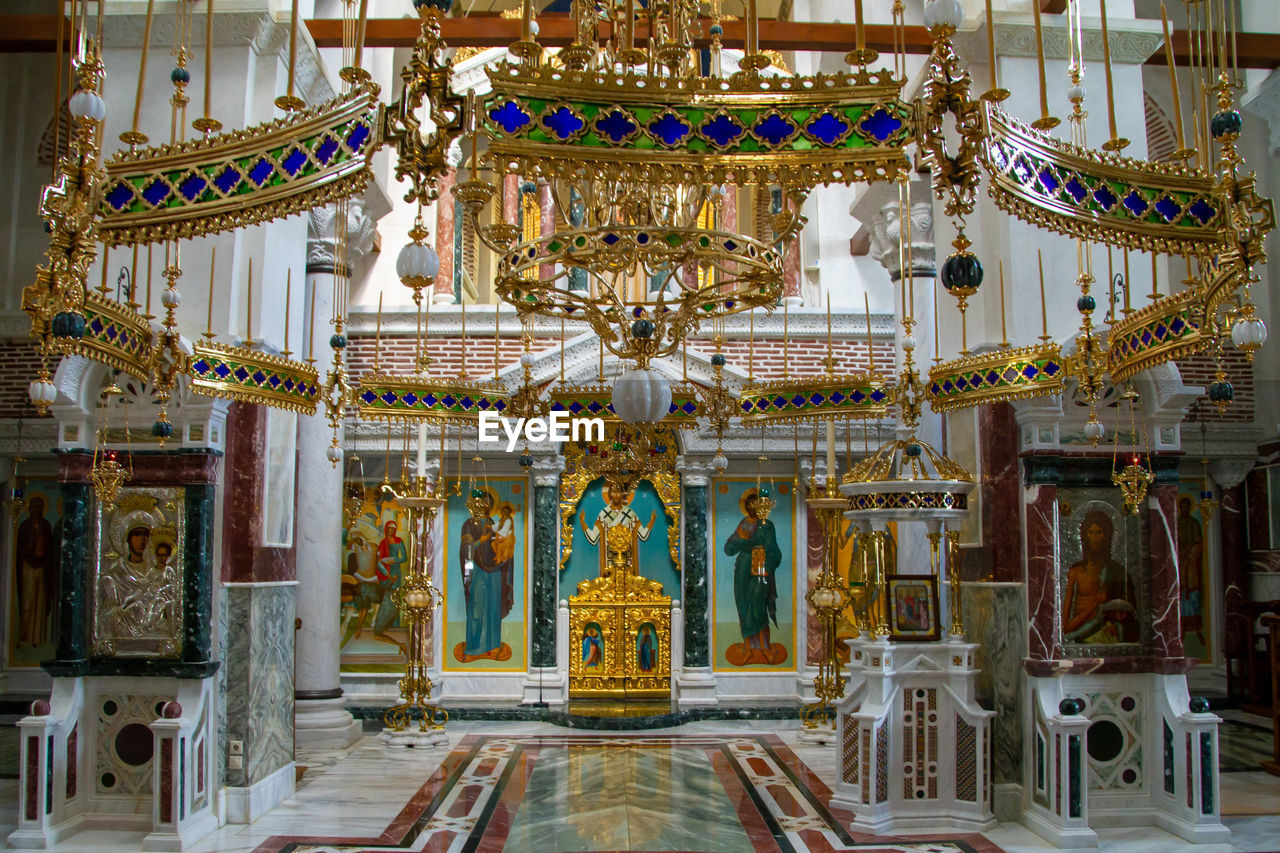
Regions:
[[1160, 4, 1194, 160], [980, 0, 1010, 102], [1031, 0, 1061, 130], [1099, 0, 1129, 151]]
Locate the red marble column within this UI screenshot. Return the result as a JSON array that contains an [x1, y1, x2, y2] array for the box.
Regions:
[[503, 174, 520, 226], [1147, 482, 1185, 661], [221, 402, 295, 583], [783, 198, 802, 300], [1024, 480, 1060, 662], [805, 500, 825, 666], [983, 403, 1023, 582], [434, 168, 456, 302], [1219, 485, 1249, 697]]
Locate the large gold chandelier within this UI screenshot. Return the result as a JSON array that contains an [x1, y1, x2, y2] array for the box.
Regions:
[[454, 0, 912, 365]]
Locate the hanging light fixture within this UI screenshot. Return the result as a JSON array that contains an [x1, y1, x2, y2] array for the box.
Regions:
[[89, 381, 130, 507], [1230, 301, 1267, 360], [1110, 386, 1153, 515]]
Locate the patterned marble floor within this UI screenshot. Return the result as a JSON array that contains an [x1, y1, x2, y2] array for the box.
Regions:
[[246, 732, 1000, 853], [0, 721, 1278, 853]]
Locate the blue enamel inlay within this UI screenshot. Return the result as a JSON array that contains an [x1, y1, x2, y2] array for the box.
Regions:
[[142, 179, 172, 207], [649, 112, 692, 146], [805, 112, 850, 145], [1093, 183, 1119, 210], [1187, 197, 1216, 224], [248, 158, 275, 186], [1122, 190, 1149, 217], [281, 147, 308, 176], [214, 166, 242, 194], [753, 113, 797, 147], [1154, 195, 1182, 222], [105, 182, 134, 211], [346, 121, 371, 151], [1064, 177, 1088, 203], [490, 100, 533, 134], [315, 135, 340, 165], [858, 107, 903, 142], [1037, 167, 1060, 195], [177, 173, 207, 202], [542, 106, 585, 141], [595, 109, 638, 144], [701, 113, 745, 147]]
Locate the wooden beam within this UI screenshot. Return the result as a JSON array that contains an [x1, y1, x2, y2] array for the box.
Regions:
[[0, 15, 74, 53], [304, 15, 1280, 70]]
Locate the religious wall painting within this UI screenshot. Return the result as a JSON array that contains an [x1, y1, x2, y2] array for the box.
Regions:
[[340, 483, 413, 671], [92, 487, 185, 658], [562, 477, 677, 595], [8, 481, 62, 667], [712, 479, 796, 671], [833, 521, 897, 661], [1057, 492, 1144, 654], [1176, 481, 1211, 662], [887, 575, 939, 641], [636, 622, 658, 673], [582, 622, 604, 670], [443, 478, 527, 672]]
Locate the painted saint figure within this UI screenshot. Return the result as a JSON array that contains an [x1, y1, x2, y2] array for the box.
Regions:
[[582, 624, 603, 669], [1064, 509, 1137, 644], [1177, 496, 1206, 646], [15, 495, 56, 648], [725, 489, 786, 666], [340, 520, 400, 651], [455, 491, 515, 663], [637, 624, 656, 672], [579, 478, 656, 577], [372, 520, 409, 651]]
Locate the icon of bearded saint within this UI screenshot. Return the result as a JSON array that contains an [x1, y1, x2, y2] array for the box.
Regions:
[[1063, 509, 1137, 644]]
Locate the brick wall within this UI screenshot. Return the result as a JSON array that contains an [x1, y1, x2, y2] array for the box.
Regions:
[[345, 333, 897, 380], [1179, 350, 1255, 424], [0, 339, 53, 420]]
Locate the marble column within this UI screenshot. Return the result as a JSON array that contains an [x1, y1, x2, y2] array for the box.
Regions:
[[434, 167, 457, 304], [524, 457, 565, 704], [291, 208, 365, 748], [676, 462, 715, 706], [539, 182, 556, 281], [1218, 485, 1248, 677], [46, 471, 90, 676], [1024, 480, 1060, 663], [1147, 482, 1185, 662]]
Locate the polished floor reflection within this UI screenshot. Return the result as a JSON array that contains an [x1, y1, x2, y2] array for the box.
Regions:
[[504, 745, 753, 851]]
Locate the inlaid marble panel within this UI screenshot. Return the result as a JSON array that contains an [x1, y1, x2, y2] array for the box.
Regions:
[[224, 585, 295, 787], [963, 583, 1026, 785]]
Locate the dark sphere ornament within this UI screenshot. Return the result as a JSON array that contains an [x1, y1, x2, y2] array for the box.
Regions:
[[170, 66, 190, 84], [1208, 379, 1234, 404], [51, 311, 87, 340], [631, 318, 655, 339], [940, 250, 983, 297], [151, 420, 173, 439], [329, 333, 347, 350], [471, 488, 484, 498], [1077, 294, 1096, 313], [710, 353, 726, 367], [1189, 696, 1210, 713], [1210, 109, 1242, 141], [1059, 698, 1082, 716], [757, 485, 771, 499], [1199, 489, 1213, 500], [710, 23, 724, 36], [904, 442, 923, 458], [519, 453, 533, 469]]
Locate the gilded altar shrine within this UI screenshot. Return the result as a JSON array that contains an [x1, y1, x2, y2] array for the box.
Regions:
[[568, 482, 672, 699]]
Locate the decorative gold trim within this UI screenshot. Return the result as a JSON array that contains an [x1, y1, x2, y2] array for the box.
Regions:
[[188, 341, 320, 415], [925, 342, 1066, 413]]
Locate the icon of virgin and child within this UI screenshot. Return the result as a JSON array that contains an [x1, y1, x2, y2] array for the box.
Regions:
[[455, 488, 518, 663]]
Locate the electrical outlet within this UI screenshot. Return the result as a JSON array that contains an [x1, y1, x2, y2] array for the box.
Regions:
[[229, 740, 244, 755], [228, 755, 243, 770]]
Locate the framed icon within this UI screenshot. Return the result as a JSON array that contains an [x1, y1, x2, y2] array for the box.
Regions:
[[887, 575, 939, 641]]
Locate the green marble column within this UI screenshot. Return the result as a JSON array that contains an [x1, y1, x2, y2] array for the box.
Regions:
[[183, 483, 215, 664], [46, 482, 91, 676], [682, 483, 709, 668], [530, 462, 563, 668]]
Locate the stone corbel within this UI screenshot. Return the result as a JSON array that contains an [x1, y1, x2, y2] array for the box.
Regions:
[[1209, 457, 1256, 490], [678, 456, 712, 487], [531, 455, 565, 488]]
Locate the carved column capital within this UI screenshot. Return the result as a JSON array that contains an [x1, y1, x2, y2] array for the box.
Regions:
[[531, 455, 565, 487], [679, 456, 712, 486], [868, 199, 936, 282], [307, 200, 376, 275]]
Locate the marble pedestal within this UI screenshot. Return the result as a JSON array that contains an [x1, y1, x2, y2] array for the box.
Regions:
[[831, 636, 996, 834], [294, 696, 363, 750], [379, 728, 449, 748], [1021, 672, 1229, 848]]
